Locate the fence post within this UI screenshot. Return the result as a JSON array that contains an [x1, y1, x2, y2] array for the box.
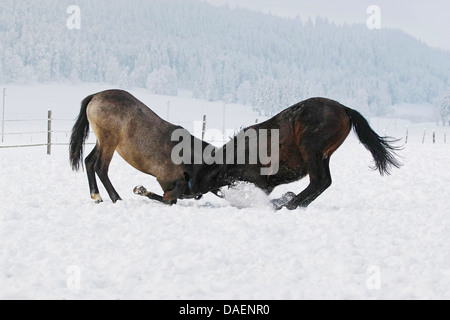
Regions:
[[422, 128, 426, 144], [1, 88, 5, 143], [433, 131, 436, 144], [167, 101, 170, 121], [405, 126, 409, 144], [47, 110, 52, 155], [202, 115, 207, 140], [222, 103, 226, 143], [445, 131, 447, 144]]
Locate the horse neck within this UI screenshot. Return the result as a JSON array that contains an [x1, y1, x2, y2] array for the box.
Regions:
[[220, 141, 249, 184], [221, 131, 265, 184]]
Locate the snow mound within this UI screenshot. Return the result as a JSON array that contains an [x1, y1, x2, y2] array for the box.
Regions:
[[222, 182, 272, 210]]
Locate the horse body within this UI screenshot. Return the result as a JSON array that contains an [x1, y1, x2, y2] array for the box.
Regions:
[[70, 89, 206, 203], [191, 98, 401, 209], [226, 99, 351, 193]]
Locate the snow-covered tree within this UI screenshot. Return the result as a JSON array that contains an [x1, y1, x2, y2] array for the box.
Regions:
[[146, 66, 178, 96], [104, 56, 122, 85], [370, 81, 392, 116], [51, 53, 61, 80], [36, 59, 51, 82], [118, 67, 131, 89], [236, 81, 253, 105], [194, 60, 217, 101], [131, 50, 152, 87], [439, 90, 450, 126], [70, 51, 81, 81], [253, 77, 281, 116], [279, 79, 303, 108]]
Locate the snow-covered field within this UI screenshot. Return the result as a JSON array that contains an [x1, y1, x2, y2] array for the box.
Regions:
[[1, 84, 449, 300]]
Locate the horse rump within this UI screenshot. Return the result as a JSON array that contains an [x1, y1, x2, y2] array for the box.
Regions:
[[69, 94, 95, 171]]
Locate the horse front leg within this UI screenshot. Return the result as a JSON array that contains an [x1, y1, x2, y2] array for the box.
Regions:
[[271, 192, 297, 210], [133, 186, 177, 205], [134, 177, 191, 205], [274, 156, 332, 210]]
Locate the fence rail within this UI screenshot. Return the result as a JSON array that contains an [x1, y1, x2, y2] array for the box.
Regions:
[[0, 110, 209, 154]]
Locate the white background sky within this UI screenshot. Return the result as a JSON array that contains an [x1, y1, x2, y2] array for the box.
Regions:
[[204, 0, 450, 51]]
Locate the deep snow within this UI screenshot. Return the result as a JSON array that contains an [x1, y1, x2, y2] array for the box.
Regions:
[[1, 84, 449, 300]]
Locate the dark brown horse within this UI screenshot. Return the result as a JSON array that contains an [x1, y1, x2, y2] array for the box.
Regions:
[[190, 97, 402, 210], [69, 89, 211, 204]]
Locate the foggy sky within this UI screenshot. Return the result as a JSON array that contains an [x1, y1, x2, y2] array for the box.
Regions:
[[204, 0, 450, 51]]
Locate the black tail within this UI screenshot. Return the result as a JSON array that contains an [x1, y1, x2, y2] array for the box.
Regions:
[[69, 94, 95, 171], [344, 107, 402, 175]]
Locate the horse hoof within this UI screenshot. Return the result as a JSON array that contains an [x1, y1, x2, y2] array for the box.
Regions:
[[112, 197, 122, 204], [134, 186, 148, 196], [91, 193, 103, 204], [285, 203, 298, 211], [272, 203, 284, 211], [271, 192, 297, 211]]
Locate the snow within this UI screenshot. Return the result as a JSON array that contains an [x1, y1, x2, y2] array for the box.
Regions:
[[1, 84, 450, 300], [392, 103, 436, 123]]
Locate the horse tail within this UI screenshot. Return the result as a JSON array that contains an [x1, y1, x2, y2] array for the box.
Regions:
[[343, 107, 402, 175], [70, 94, 95, 171]]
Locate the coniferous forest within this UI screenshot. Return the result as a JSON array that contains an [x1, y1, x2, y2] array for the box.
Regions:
[[1, 0, 449, 116]]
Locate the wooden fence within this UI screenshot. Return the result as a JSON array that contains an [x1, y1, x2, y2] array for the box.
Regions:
[[0, 110, 208, 155]]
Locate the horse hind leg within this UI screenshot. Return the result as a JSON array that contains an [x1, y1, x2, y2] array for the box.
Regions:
[[85, 145, 103, 203], [284, 155, 332, 210], [94, 145, 122, 203]]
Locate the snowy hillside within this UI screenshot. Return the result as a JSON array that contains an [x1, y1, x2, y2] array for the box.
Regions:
[[1, 84, 449, 299]]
